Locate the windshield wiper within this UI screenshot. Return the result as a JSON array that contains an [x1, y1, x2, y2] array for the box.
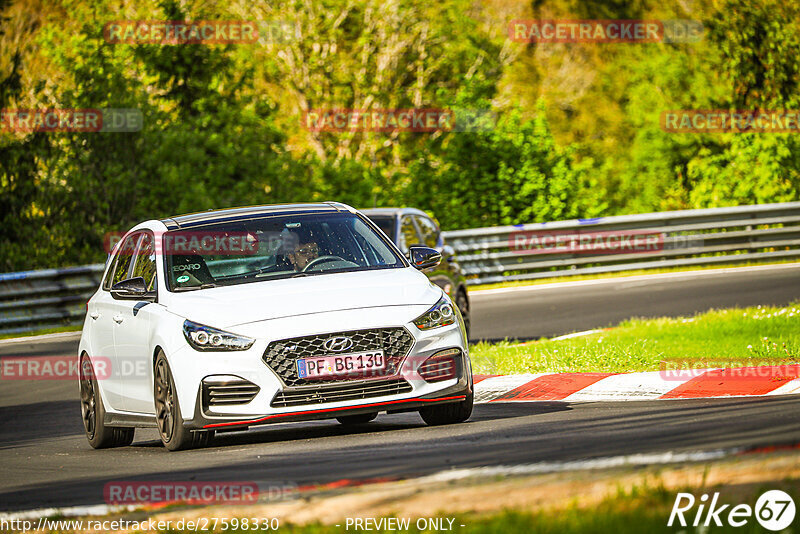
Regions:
[[173, 283, 218, 292]]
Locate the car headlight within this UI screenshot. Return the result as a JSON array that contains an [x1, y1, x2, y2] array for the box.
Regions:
[[182, 320, 255, 351], [413, 296, 457, 330]]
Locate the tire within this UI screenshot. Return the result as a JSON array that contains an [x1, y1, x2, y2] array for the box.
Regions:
[[456, 290, 471, 340], [80, 354, 134, 449], [419, 393, 473, 426], [154, 352, 213, 451], [336, 412, 378, 425]]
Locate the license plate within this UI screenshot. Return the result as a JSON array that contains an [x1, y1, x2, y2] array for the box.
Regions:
[[296, 351, 386, 379]]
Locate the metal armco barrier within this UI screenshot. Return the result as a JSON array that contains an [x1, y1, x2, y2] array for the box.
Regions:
[[1, 202, 799, 335], [0, 265, 105, 335], [441, 201, 800, 285]]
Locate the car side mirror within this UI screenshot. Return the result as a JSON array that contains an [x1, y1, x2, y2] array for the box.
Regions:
[[111, 277, 155, 301], [409, 246, 441, 270]]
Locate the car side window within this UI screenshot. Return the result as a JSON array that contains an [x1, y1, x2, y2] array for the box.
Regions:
[[130, 232, 157, 291], [398, 216, 419, 253], [415, 216, 440, 249], [103, 232, 142, 290]]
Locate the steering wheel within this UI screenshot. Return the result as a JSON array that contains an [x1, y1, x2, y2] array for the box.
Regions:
[[302, 255, 347, 272]]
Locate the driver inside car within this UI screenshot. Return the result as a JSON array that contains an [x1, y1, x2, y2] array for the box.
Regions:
[[286, 239, 320, 271]]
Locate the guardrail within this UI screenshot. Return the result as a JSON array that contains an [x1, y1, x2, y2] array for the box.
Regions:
[[1, 202, 799, 335], [0, 265, 105, 335], [442, 201, 800, 285]]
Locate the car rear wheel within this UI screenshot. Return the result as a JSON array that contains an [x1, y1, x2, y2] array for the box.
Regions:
[[419, 393, 473, 426], [154, 352, 213, 451], [80, 354, 134, 449], [336, 412, 378, 425]]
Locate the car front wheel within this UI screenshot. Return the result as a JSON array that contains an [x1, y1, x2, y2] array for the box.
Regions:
[[154, 352, 213, 451], [456, 290, 470, 340], [419, 393, 473, 426]]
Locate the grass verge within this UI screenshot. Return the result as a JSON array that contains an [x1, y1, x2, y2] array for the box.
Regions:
[[243, 481, 798, 534], [0, 324, 81, 341], [469, 302, 800, 374]]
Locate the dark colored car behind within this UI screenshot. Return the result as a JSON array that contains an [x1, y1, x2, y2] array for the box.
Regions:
[[361, 208, 470, 337]]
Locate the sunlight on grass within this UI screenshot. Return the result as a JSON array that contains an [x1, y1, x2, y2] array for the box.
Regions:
[[470, 303, 800, 374]]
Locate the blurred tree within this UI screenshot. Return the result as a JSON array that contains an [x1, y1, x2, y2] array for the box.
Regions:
[[685, 0, 800, 207]]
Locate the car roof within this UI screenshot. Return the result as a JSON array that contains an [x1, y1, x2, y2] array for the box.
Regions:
[[360, 207, 430, 218], [160, 202, 354, 230]]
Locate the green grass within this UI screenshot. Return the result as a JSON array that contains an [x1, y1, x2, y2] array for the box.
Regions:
[[469, 302, 800, 374], [0, 324, 81, 340], [160, 480, 799, 534], [468, 260, 798, 292]]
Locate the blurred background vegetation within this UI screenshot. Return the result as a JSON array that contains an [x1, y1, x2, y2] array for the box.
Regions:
[[1, 0, 798, 270]]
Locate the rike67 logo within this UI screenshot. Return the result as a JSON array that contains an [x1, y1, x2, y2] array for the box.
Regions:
[[669, 490, 796, 531]]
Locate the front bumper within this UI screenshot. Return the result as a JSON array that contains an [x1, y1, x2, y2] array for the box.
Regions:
[[172, 315, 471, 431], [186, 380, 472, 431]]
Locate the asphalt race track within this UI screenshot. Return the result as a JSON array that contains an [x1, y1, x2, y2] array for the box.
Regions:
[[1, 264, 800, 512], [470, 264, 800, 341]]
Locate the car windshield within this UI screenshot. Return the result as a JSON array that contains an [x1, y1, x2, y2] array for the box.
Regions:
[[164, 212, 405, 291]]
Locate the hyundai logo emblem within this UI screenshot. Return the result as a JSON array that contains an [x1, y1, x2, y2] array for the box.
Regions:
[[323, 336, 354, 352]]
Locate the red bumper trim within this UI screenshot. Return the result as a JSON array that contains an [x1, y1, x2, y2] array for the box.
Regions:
[[202, 395, 467, 429]]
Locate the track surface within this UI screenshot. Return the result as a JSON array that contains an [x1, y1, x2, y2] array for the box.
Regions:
[[1, 265, 799, 512], [470, 264, 800, 341]]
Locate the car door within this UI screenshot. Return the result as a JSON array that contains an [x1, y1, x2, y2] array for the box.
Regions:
[[91, 232, 142, 411], [113, 231, 159, 414]]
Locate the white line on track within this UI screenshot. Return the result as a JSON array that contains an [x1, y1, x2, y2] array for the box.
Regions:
[[417, 449, 737, 482], [469, 263, 800, 297]]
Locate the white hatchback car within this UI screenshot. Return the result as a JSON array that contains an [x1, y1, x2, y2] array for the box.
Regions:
[[79, 202, 473, 450]]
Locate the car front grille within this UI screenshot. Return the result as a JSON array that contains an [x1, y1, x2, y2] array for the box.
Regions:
[[262, 327, 414, 387], [202, 378, 260, 407], [271, 378, 413, 408]]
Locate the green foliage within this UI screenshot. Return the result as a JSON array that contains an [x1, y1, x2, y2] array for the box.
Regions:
[[405, 102, 604, 229], [682, 0, 800, 208]]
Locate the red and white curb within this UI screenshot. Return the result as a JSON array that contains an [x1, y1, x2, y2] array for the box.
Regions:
[[473, 365, 800, 402]]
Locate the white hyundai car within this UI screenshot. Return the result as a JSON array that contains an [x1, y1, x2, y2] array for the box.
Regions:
[[79, 202, 473, 450]]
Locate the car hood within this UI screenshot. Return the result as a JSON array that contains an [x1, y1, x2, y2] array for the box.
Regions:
[[164, 267, 440, 330]]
